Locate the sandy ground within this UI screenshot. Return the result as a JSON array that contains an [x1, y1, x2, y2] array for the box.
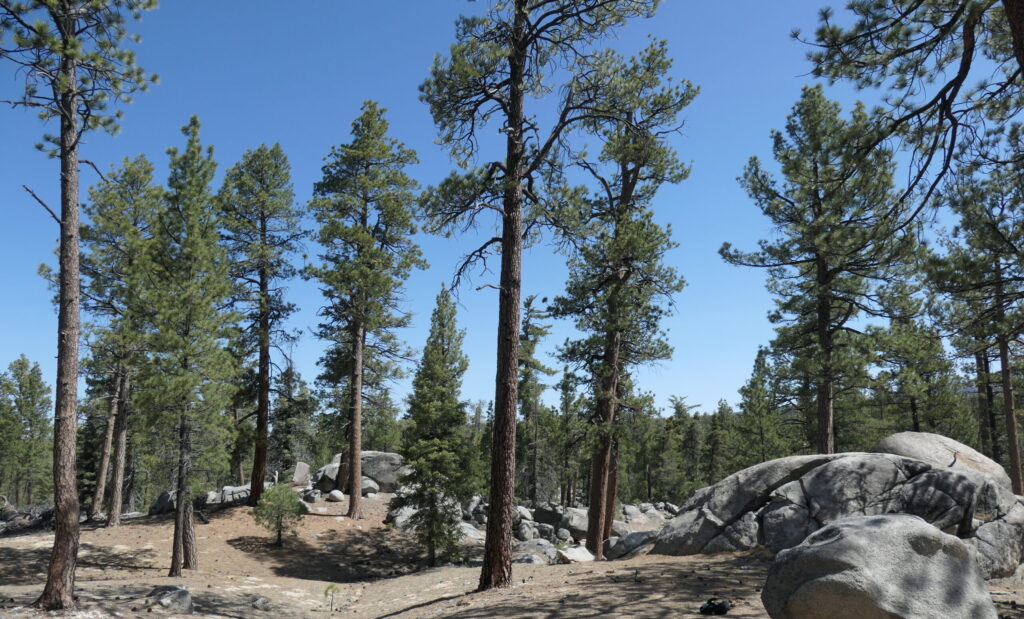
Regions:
[[1, 492, 1024, 618]]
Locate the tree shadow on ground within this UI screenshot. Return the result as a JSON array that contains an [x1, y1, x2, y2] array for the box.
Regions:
[[397, 553, 774, 619], [0, 542, 159, 586], [226, 524, 454, 584]]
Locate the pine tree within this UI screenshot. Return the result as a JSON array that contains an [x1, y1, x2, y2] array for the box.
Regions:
[[0, 356, 53, 505], [80, 155, 160, 524], [926, 161, 1024, 491], [0, 2, 154, 607], [550, 41, 691, 558], [729, 348, 790, 471], [421, 0, 662, 590], [802, 1, 1024, 202], [518, 296, 554, 504], [218, 143, 302, 506], [721, 85, 917, 454], [140, 117, 237, 577], [306, 101, 424, 519], [393, 286, 473, 566], [268, 366, 319, 476]]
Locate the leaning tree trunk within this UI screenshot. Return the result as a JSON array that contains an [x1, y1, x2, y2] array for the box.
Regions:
[[248, 266, 271, 507], [346, 321, 365, 519], [36, 33, 81, 610], [106, 372, 130, 527], [89, 369, 122, 520]]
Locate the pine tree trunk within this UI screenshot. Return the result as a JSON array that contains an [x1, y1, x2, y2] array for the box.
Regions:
[[586, 442, 611, 557], [478, 0, 526, 591], [909, 396, 921, 433], [347, 321, 365, 519], [169, 413, 192, 577], [976, 349, 994, 458], [999, 334, 1022, 493], [248, 264, 271, 507], [982, 352, 1002, 462], [106, 372, 130, 527], [182, 498, 197, 570], [89, 370, 122, 520], [1002, 0, 1024, 72], [602, 441, 618, 541], [815, 257, 835, 454], [36, 24, 81, 608]]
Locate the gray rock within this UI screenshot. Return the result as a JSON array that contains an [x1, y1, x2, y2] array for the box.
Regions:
[[361, 477, 380, 496], [611, 519, 630, 537], [556, 545, 595, 564], [556, 527, 572, 543], [148, 491, 175, 516], [654, 454, 844, 555], [622, 504, 642, 522], [313, 463, 342, 493], [560, 507, 588, 542], [515, 538, 557, 563], [301, 489, 322, 503], [638, 502, 655, 513], [874, 431, 1012, 490], [535, 522, 556, 541], [516, 505, 534, 522], [664, 502, 680, 515], [762, 514, 996, 619], [386, 505, 417, 532], [459, 521, 485, 544], [336, 451, 406, 492], [622, 541, 656, 559], [515, 521, 539, 542], [292, 462, 311, 486], [252, 596, 272, 612], [220, 483, 253, 503], [474, 511, 487, 526], [533, 502, 564, 527], [327, 490, 345, 502], [606, 530, 659, 560], [146, 585, 193, 613], [513, 552, 547, 564], [969, 502, 1024, 578]]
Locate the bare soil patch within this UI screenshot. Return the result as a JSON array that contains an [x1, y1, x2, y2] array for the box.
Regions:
[[1, 493, 1023, 617]]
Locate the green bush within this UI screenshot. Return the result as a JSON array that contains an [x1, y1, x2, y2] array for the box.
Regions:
[[252, 484, 305, 546]]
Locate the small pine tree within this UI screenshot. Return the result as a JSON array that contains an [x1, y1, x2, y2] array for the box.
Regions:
[[252, 484, 305, 546], [393, 286, 473, 566]]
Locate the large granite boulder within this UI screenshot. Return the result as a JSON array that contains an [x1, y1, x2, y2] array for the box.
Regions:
[[335, 451, 407, 492], [560, 507, 589, 542], [148, 491, 176, 516], [292, 462, 311, 486], [762, 515, 996, 619], [652, 436, 1024, 579], [874, 431, 1012, 490], [312, 463, 342, 493]]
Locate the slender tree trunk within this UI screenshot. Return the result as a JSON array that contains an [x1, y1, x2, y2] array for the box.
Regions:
[[478, 0, 526, 591], [169, 413, 193, 577], [586, 324, 621, 557], [106, 373, 130, 527], [89, 370, 122, 520], [976, 349, 994, 457], [909, 396, 921, 433], [999, 334, 1022, 493], [983, 352, 1002, 463], [347, 321, 365, 519], [815, 257, 835, 454], [182, 498, 197, 570], [36, 27, 81, 609], [248, 263, 271, 507], [602, 440, 618, 542]]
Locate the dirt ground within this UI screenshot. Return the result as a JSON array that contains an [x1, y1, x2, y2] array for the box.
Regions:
[[1, 492, 1024, 618]]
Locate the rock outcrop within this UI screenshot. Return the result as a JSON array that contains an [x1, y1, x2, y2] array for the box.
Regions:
[[652, 438, 1024, 579], [761, 514, 996, 619]]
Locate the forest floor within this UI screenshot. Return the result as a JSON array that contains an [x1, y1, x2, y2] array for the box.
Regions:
[[1, 492, 1023, 618]]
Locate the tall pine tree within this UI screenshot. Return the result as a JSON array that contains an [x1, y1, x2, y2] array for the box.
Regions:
[[306, 101, 424, 519], [393, 286, 473, 566]]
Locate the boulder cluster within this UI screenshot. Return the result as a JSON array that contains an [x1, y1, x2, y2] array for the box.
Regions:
[[299, 450, 408, 504], [0, 498, 53, 536], [651, 432, 1013, 618], [387, 495, 679, 565]]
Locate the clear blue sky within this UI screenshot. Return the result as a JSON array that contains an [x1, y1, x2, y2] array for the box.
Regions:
[[0, 1, 870, 416]]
